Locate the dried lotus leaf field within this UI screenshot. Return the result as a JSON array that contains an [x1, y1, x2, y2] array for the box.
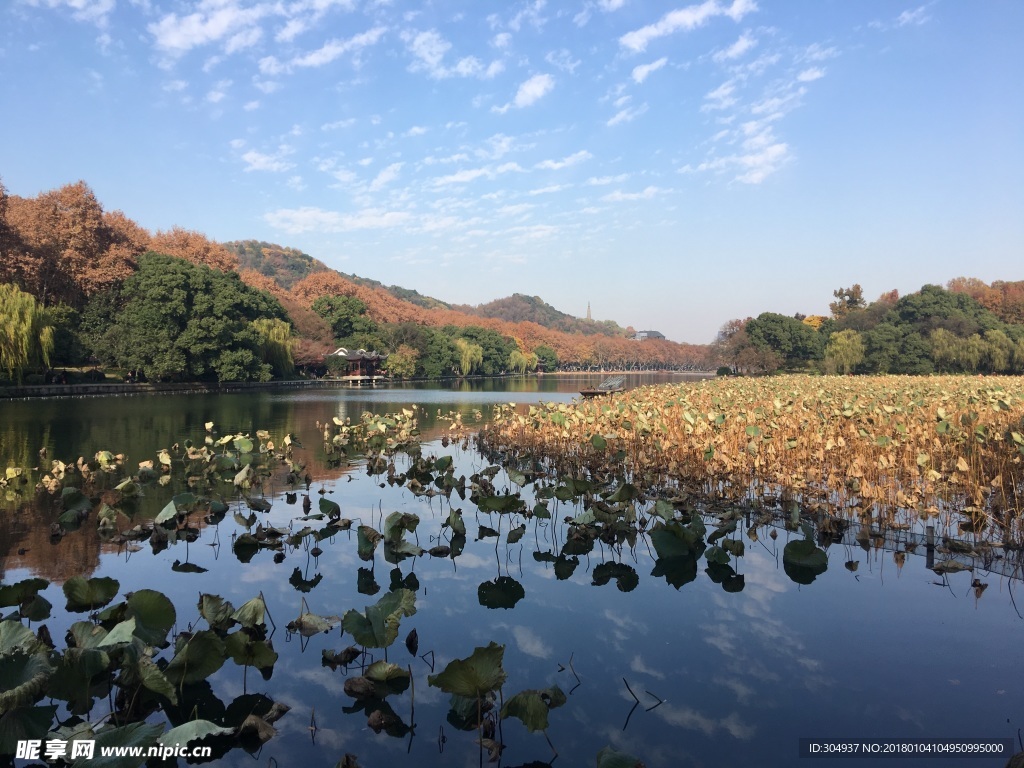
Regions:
[[482, 375, 1024, 547]]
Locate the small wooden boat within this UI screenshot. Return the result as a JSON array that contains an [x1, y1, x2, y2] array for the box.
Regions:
[[580, 375, 625, 398]]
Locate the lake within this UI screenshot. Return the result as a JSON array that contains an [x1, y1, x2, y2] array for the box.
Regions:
[[1, 375, 1021, 768]]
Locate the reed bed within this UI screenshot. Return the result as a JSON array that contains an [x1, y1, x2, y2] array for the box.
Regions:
[[482, 375, 1024, 545]]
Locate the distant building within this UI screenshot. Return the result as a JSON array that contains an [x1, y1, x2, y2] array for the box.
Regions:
[[630, 330, 666, 341], [330, 348, 389, 377]]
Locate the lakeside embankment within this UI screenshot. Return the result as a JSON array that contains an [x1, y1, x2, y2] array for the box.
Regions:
[[0, 369, 712, 401]]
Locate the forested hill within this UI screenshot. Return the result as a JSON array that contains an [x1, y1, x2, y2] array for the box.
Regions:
[[456, 294, 629, 338], [0, 179, 707, 384], [226, 240, 451, 311]]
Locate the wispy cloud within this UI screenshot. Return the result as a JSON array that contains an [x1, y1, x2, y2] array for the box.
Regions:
[[620, 0, 757, 53], [265, 206, 411, 233], [632, 57, 668, 83], [607, 103, 648, 125], [240, 145, 296, 173], [403, 28, 502, 79], [493, 73, 555, 113], [535, 150, 592, 170], [602, 185, 662, 201], [871, 5, 931, 30], [369, 162, 404, 191], [292, 27, 387, 69], [796, 67, 825, 82], [713, 31, 756, 62]]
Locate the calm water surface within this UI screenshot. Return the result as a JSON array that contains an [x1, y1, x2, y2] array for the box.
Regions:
[[1, 375, 1021, 768]]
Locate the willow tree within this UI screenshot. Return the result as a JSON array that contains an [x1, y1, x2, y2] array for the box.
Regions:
[[454, 338, 483, 377], [0, 283, 54, 382], [823, 329, 864, 375], [252, 318, 294, 378]]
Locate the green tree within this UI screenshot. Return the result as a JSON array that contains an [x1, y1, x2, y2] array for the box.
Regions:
[[384, 344, 418, 379], [534, 345, 558, 372], [745, 313, 824, 370], [109, 252, 285, 382], [419, 329, 457, 378], [0, 283, 54, 382], [252, 318, 294, 378], [311, 295, 378, 341], [982, 329, 1014, 373], [45, 303, 86, 366], [453, 326, 516, 375], [823, 330, 865, 374], [454, 338, 484, 377]]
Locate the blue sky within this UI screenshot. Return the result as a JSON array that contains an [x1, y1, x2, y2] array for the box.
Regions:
[[2, 1, 1021, 343]]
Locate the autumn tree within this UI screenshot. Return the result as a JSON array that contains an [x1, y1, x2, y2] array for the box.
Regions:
[[149, 227, 238, 272], [0, 283, 54, 382], [829, 284, 866, 319]]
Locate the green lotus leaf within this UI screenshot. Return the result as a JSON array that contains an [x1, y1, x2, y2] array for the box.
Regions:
[[0, 704, 57, 756], [596, 745, 646, 768], [428, 642, 506, 699], [64, 576, 120, 612], [0, 620, 44, 656], [225, 631, 278, 669], [165, 630, 227, 686], [159, 719, 234, 748], [198, 594, 236, 631], [96, 618, 136, 648], [231, 595, 267, 629], [319, 497, 341, 517], [125, 589, 176, 647], [0, 578, 49, 609], [0, 652, 52, 713], [137, 655, 177, 704], [357, 526, 383, 561], [591, 563, 639, 592], [500, 685, 566, 733], [507, 523, 527, 544], [383, 511, 420, 542], [77, 721, 164, 768], [342, 589, 416, 649]]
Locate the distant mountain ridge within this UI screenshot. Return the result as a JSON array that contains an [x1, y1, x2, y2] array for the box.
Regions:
[[457, 294, 629, 338], [225, 240, 629, 337]]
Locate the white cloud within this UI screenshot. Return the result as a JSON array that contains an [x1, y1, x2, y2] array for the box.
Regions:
[[292, 27, 387, 68], [602, 185, 661, 201], [619, 0, 757, 53], [546, 49, 581, 73], [871, 5, 931, 30], [149, 3, 272, 54], [535, 150, 592, 170], [800, 43, 838, 62], [682, 121, 790, 183], [243, 100, 260, 111], [515, 73, 555, 106], [713, 31, 756, 62], [286, 175, 306, 191], [225, 26, 262, 54], [492, 32, 512, 48], [796, 67, 825, 82], [402, 28, 501, 79], [586, 174, 629, 185], [321, 118, 356, 130], [276, 18, 307, 43], [240, 145, 295, 172], [433, 162, 521, 187], [493, 73, 555, 113], [265, 206, 411, 233], [631, 56, 667, 83], [405, 125, 428, 137], [702, 79, 737, 111], [529, 184, 570, 195], [607, 103, 648, 125], [163, 79, 188, 92], [369, 162, 403, 191], [28, 0, 115, 27], [599, 0, 627, 10]]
